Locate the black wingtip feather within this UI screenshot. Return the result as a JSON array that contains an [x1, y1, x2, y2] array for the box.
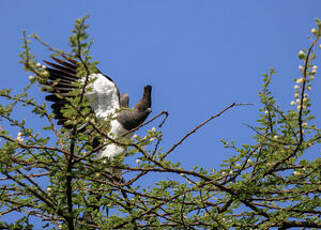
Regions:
[[52, 56, 78, 70], [46, 67, 78, 81], [40, 56, 97, 130], [43, 60, 76, 74]]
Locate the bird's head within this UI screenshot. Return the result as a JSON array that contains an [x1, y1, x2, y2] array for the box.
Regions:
[[134, 85, 152, 113]]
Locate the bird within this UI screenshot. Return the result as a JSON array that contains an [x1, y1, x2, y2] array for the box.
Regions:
[[40, 56, 152, 159]]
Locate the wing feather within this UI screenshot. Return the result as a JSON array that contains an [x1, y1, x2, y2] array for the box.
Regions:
[[85, 73, 120, 119], [41, 57, 120, 128]]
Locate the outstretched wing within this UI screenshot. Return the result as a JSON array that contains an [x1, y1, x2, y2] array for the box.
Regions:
[[42, 57, 121, 128]]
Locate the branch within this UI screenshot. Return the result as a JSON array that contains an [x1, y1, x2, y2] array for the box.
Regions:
[[163, 103, 251, 159]]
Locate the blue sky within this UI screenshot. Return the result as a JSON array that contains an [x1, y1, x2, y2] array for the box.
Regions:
[[1, 0, 321, 227]]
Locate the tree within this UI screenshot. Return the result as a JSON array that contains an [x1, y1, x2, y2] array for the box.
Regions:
[[0, 16, 320, 230]]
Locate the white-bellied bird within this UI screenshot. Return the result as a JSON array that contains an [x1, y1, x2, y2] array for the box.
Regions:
[[41, 56, 152, 159]]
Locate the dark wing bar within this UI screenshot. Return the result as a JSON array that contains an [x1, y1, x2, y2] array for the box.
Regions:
[[41, 57, 80, 128]]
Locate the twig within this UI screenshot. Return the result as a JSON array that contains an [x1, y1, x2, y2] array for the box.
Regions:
[[163, 103, 251, 159], [120, 110, 169, 138], [32, 33, 72, 57]]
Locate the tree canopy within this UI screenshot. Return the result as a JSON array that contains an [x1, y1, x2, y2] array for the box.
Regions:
[[0, 16, 321, 229]]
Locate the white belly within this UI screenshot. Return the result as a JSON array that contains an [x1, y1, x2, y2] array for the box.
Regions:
[[97, 120, 132, 159]]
